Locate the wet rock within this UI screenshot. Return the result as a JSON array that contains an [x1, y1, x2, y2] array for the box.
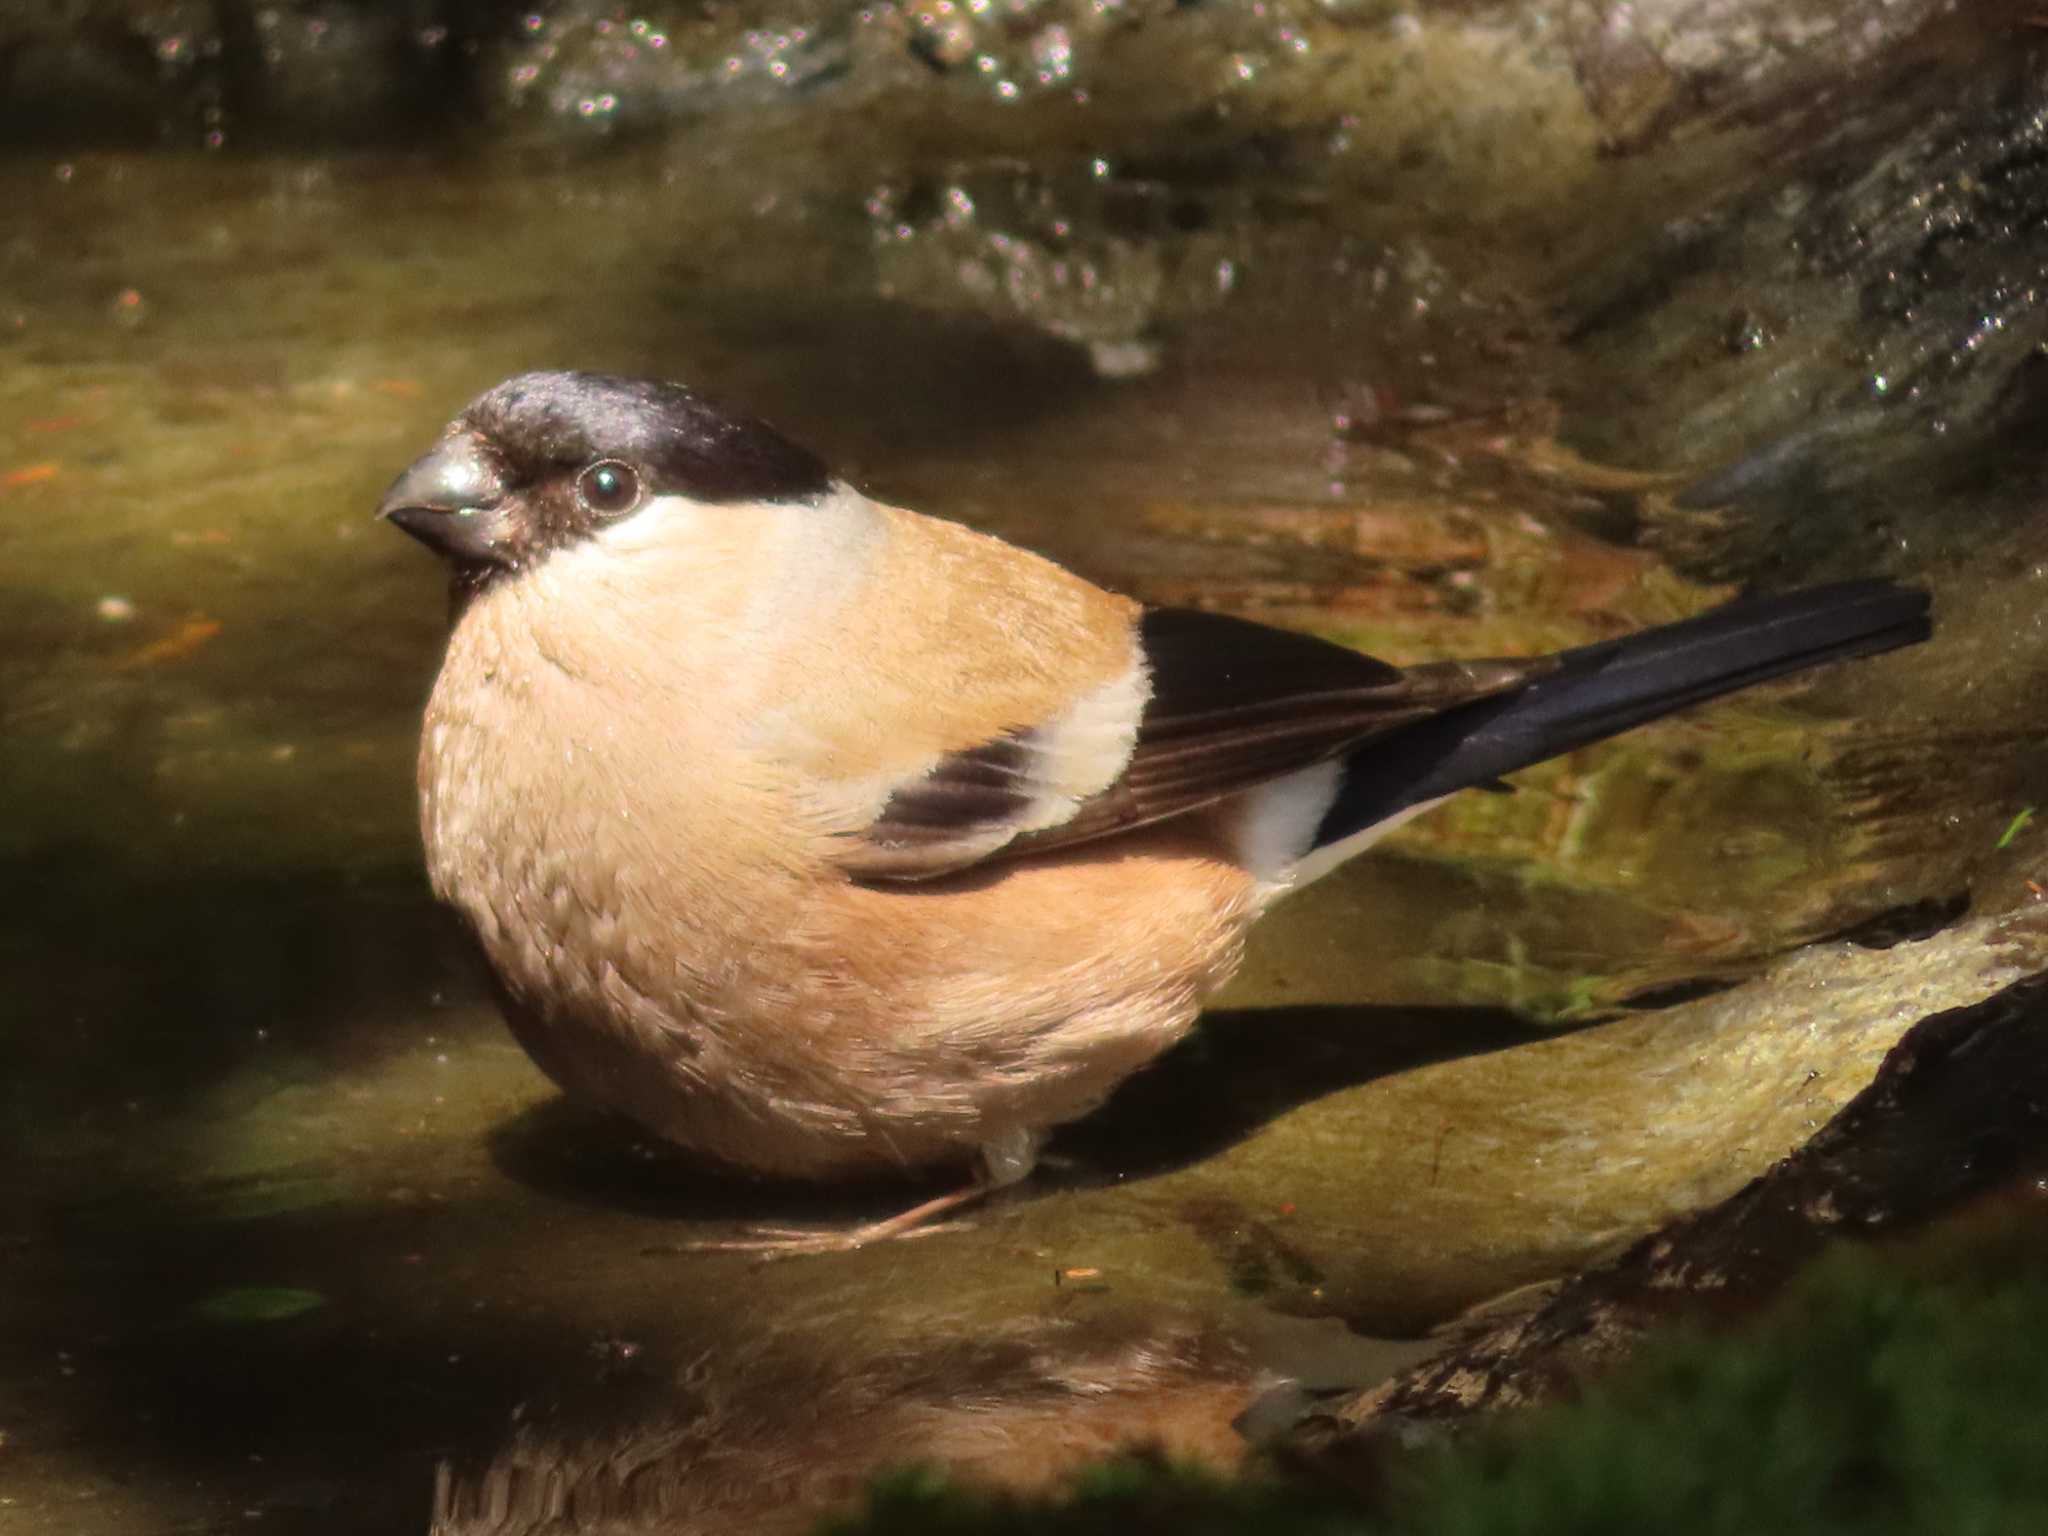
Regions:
[[1288, 933, 2048, 1465], [1120, 903, 2048, 1339], [868, 170, 1244, 376], [0, 0, 1981, 167], [1564, 0, 1960, 151], [478, 1, 860, 140], [1565, 19, 2048, 586], [898, 0, 1168, 101]]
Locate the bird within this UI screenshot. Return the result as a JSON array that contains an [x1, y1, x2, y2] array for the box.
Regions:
[[379, 369, 1932, 1251]]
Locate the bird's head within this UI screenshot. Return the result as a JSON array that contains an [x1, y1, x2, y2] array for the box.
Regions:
[[377, 370, 831, 581]]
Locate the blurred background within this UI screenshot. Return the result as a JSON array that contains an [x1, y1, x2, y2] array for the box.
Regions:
[[5, 1, 2048, 1530]]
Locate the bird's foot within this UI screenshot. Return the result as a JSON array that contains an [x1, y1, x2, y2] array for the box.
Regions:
[[678, 1219, 972, 1257], [672, 1183, 990, 1259]]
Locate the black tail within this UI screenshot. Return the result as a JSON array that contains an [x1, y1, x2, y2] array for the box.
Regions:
[[1312, 579, 1932, 848]]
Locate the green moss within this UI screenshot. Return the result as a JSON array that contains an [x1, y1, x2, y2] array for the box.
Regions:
[[817, 1457, 1363, 1536], [1395, 1240, 2048, 1535]]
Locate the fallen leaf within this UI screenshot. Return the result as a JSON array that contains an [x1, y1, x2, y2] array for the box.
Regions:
[[115, 616, 223, 669], [3, 462, 59, 489]]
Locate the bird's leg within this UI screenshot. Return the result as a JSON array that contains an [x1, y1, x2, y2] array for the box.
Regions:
[[679, 1129, 1041, 1258]]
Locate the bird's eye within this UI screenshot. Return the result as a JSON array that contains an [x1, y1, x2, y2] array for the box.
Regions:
[[576, 461, 641, 516]]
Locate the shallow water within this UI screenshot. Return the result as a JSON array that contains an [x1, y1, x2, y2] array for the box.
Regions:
[[5, 34, 2047, 1529]]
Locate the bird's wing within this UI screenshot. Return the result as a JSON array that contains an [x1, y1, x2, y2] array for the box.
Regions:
[[832, 606, 1545, 882]]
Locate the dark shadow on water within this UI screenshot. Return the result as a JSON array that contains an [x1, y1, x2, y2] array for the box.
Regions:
[[485, 1002, 1556, 1223], [1824, 889, 1972, 951], [0, 846, 483, 1151], [486, 1096, 967, 1229], [18, 1194, 702, 1536], [1613, 975, 1744, 1011], [1049, 1004, 1553, 1183]]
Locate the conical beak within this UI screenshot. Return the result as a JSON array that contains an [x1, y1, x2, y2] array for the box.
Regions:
[[377, 433, 516, 567]]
